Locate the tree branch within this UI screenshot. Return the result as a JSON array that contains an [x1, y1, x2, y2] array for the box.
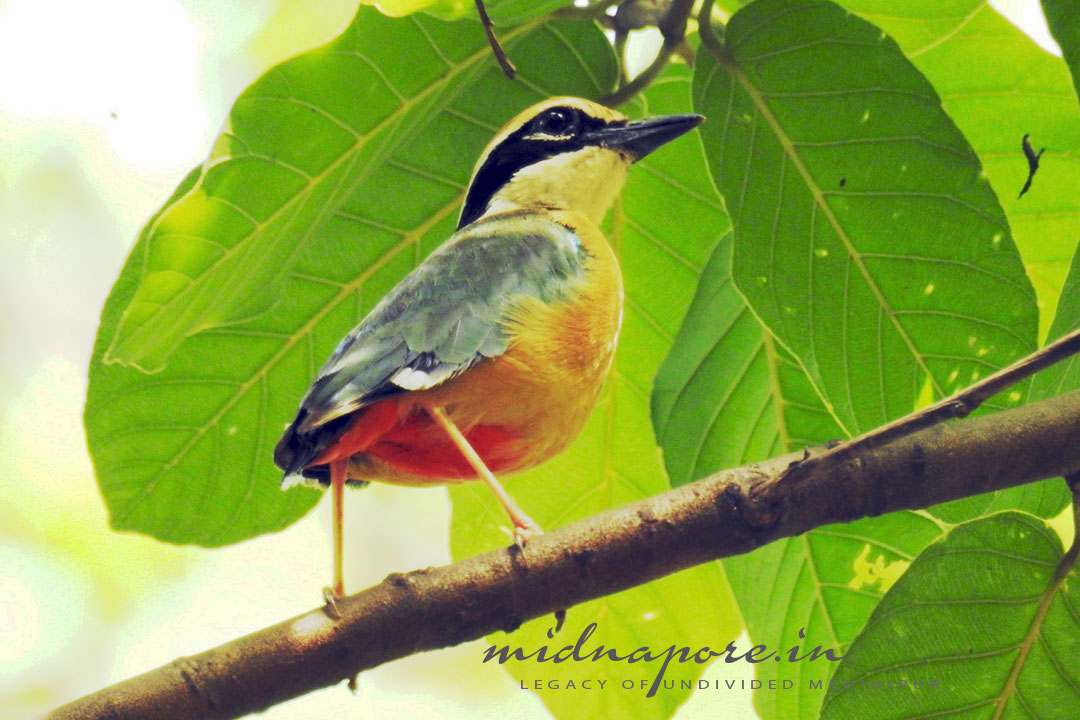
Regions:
[[48, 388, 1080, 720]]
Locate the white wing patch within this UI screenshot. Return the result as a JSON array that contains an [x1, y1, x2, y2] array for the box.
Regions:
[[390, 365, 456, 391]]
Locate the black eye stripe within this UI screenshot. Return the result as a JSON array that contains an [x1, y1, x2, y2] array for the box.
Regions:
[[458, 107, 615, 229]]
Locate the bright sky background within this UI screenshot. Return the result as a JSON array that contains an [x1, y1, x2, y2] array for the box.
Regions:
[[0, 1, 1065, 718]]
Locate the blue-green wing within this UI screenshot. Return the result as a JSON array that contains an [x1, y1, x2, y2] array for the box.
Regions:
[[273, 212, 586, 475]]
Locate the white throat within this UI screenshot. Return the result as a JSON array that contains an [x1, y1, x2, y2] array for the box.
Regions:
[[482, 147, 630, 226]]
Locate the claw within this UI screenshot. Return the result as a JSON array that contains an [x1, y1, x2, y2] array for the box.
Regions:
[[513, 520, 543, 550], [323, 586, 343, 620]]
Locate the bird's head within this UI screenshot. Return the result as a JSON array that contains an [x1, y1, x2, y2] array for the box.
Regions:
[[458, 97, 704, 229]]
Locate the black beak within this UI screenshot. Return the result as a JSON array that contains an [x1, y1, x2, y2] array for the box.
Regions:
[[586, 113, 705, 161]]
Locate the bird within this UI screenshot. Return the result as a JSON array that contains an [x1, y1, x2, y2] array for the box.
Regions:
[[273, 96, 703, 599]]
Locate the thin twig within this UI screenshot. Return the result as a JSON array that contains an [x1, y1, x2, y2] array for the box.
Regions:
[[603, 42, 675, 106], [772, 327, 1080, 498], [475, 0, 516, 78], [46, 388, 1080, 720], [698, 0, 726, 59], [601, 0, 696, 106]]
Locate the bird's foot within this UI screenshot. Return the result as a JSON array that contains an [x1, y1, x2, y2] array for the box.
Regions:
[[323, 586, 343, 620], [513, 520, 543, 550]]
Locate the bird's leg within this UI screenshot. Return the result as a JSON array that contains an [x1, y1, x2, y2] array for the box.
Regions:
[[331, 458, 347, 599], [427, 405, 542, 547]]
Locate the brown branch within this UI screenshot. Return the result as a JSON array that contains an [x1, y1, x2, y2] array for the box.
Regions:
[[475, 0, 516, 78], [773, 327, 1080, 499], [47, 388, 1080, 720], [601, 0, 696, 107]]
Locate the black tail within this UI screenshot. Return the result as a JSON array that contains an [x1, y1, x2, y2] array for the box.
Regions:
[[274, 409, 351, 485]]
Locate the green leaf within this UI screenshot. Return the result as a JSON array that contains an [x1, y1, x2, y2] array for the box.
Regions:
[[652, 234, 836, 486], [821, 511, 1079, 719], [1042, 0, 1080, 105], [694, 0, 1037, 439], [85, 9, 617, 546], [842, 0, 1080, 338], [102, 8, 577, 372], [834, 0, 1077, 527], [711, 1, 1080, 329], [450, 65, 739, 720]]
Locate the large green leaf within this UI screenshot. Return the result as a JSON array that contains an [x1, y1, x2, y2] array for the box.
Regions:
[[821, 511, 1079, 719], [712, 0, 1080, 336], [449, 66, 739, 720], [85, 9, 618, 546], [695, 0, 1036, 439], [843, 0, 1080, 337], [652, 234, 835, 486], [829, 0, 1077, 516], [101, 8, 577, 373]]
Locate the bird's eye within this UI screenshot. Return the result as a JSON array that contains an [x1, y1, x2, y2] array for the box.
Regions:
[[533, 108, 579, 136]]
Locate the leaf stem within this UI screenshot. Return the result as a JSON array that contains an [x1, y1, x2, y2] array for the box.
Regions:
[[602, 43, 674, 107], [698, 0, 728, 61], [475, 0, 516, 78]]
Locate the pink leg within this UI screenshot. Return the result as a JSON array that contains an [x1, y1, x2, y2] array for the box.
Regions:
[[426, 405, 542, 547], [330, 459, 347, 597]]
